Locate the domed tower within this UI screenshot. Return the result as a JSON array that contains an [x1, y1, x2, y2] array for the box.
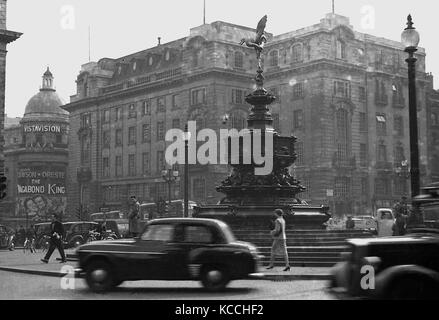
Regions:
[[4, 69, 69, 225]]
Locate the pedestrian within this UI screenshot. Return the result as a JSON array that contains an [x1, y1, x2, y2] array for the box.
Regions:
[[346, 216, 355, 229], [41, 214, 66, 263], [128, 196, 141, 238], [18, 225, 26, 246], [25, 225, 37, 253], [392, 212, 407, 236], [266, 209, 291, 272]]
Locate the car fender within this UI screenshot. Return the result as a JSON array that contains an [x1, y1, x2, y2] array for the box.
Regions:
[[189, 246, 250, 267], [375, 265, 439, 298], [69, 235, 85, 245]]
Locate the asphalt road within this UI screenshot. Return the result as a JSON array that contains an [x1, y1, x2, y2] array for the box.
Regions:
[[0, 270, 335, 300]]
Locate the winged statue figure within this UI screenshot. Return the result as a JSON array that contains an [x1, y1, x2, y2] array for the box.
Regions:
[[239, 15, 268, 68]]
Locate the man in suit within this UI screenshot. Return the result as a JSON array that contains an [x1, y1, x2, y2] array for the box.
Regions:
[[128, 196, 141, 237], [41, 214, 66, 263]]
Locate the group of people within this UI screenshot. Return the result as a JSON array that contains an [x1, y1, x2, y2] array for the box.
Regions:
[[7, 225, 37, 251]]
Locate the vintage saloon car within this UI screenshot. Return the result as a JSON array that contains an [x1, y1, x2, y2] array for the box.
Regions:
[[329, 229, 439, 300], [76, 218, 261, 292]]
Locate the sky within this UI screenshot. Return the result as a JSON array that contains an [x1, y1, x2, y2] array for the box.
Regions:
[[4, 0, 439, 118]]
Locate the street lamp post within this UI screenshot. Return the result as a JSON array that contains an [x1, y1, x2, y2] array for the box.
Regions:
[[161, 167, 179, 213], [401, 14, 422, 224], [395, 160, 410, 198], [183, 124, 191, 218]]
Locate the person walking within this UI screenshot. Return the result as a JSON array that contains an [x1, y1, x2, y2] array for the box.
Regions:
[[25, 225, 37, 253], [41, 214, 66, 263], [128, 196, 141, 238], [266, 209, 291, 272]]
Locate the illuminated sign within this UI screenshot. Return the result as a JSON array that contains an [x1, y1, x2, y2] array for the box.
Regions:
[[23, 125, 62, 133]]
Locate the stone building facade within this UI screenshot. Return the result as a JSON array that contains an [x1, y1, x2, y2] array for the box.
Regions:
[[63, 13, 433, 217], [2, 69, 69, 226], [427, 84, 439, 183]]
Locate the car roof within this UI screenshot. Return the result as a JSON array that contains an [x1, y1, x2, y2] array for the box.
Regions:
[[348, 233, 439, 246], [148, 218, 226, 228]]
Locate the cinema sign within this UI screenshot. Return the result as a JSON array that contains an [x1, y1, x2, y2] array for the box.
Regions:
[[23, 124, 62, 133]]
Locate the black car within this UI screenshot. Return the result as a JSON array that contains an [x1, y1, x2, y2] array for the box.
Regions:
[[63, 222, 99, 248], [76, 218, 261, 292], [34, 222, 52, 248], [329, 228, 439, 300]]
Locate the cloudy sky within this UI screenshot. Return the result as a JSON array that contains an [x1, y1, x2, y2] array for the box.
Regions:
[[4, 0, 438, 118]]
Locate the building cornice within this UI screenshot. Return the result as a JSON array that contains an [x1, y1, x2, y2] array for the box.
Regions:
[[0, 29, 22, 44]]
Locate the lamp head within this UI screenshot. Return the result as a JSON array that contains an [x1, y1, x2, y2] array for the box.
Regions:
[[401, 14, 420, 50]]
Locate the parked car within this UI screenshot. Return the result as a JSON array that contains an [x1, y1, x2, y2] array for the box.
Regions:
[[63, 222, 99, 248], [329, 228, 439, 300], [34, 222, 52, 249], [93, 219, 129, 239], [352, 216, 378, 235], [76, 218, 262, 292], [374, 209, 395, 237]]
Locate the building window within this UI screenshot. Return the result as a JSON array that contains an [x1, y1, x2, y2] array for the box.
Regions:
[[359, 86, 366, 101], [375, 79, 388, 105], [269, 87, 280, 103], [190, 88, 206, 106], [234, 51, 243, 68], [291, 44, 303, 63], [115, 129, 123, 147], [336, 40, 347, 60], [392, 83, 405, 107], [273, 113, 280, 132], [334, 177, 350, 198], [296, 142, 304, 165], [333, 80, 351, 98], [376, 114, 387, 136], [81, 113, 91, 128], [157, 122, 165, 141], [102, 131, 110, 148], [35, 133, 43, 145], [128, 104, 137, 118], [157, 97, 166, 113], [157, 151, 165, 172], [361, 177, 369, 197], [142, 100, 151, 116], [360, 143, 367, 167], [431, 112, 439, 126], [102, 110, 110, 123], [115, 155, 123, 177], [231, 89, 245, 105], [142, 124, 151, 142], [128, 154, 136, 176], [55, 134, 63, 144], [359, 112, 367, 132], [230, 114, 246, 131], [378, 143, 388, 163], [394, 115, 404, 136], [394, 145, 405, 166], [142, 152, 150, 175], [269, 50, 279, 67], [293, 110, 304, 130], [193, 178, 206, 200], [172, 94, 179, 109], [375, 177, 391, 196], [115, 107, 123, 122], [172, 119, 180, 129], [128, 126, 136, 145], [393, 177, 407, 196], [80, 136, 91, 166], [102, 157, 110, 178], [293, 83, 304, 99], [336, 108, 349, 161]]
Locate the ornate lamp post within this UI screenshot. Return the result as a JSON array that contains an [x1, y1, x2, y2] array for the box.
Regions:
[[401, 15, 422, 225], [395, 160, 410, 197], [183, 124, 191, 218], [161, 167, 179, 212]]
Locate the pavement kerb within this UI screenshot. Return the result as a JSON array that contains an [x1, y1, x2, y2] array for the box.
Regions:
[[0, 265, 330, 281]]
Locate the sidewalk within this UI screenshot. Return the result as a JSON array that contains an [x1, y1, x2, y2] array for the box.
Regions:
[[0, 249, 332, 281]]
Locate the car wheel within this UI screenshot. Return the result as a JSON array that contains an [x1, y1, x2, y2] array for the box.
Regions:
[[200, 264, 230, 292], [72, 238, 84, 248], [388, 277, 438, 300], [85, 260, 114, 293]]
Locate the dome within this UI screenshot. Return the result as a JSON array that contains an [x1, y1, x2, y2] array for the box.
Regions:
[[23, 68, 68, 118]]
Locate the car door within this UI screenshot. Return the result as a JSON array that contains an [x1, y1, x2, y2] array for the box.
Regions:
[[131, 223, 177, 280], [377, 211, 395, 237], [164, 223, 216, 280]]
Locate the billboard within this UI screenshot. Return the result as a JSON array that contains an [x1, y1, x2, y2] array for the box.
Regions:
[[16, 165, 67, 221]]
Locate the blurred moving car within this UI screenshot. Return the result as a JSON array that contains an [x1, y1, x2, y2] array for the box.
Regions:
[[415, 183, 439, 229], [375, 209, 395, 237], [329, 228, 439, 300], [76, 218, 261, 292]]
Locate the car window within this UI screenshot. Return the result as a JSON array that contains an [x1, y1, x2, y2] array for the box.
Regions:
[[141, 224, 175, 242], [380, 212, 393, 220], [182, 225, 214, 244]]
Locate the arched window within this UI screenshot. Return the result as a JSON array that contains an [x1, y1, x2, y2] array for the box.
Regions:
[[336, 40, 347, 60], [269, 50, 279, 67], [231, 114, 247, 131], [234, 51, 243, 68], [291, 44, 303, 62]]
